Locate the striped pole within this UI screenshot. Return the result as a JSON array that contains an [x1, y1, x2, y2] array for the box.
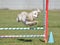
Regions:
[[0, 35, 45, 38], [44, 0, 49, 43], [0, 27, 43, 30]]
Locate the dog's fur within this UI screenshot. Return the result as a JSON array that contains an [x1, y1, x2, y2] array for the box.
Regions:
[[16, 9, 41, 25]]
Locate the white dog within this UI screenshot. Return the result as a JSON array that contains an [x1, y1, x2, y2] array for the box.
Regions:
[[16, 9, 41, 25]]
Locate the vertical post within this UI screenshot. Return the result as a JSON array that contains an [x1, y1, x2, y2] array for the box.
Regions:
[[43, 0, 46, 28], [44, 0, 49, 43]]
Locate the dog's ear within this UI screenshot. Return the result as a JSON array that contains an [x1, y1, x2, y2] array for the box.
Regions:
[[37, 8, 41, 13]]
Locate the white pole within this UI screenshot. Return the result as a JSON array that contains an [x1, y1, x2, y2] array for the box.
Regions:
[[0, 35, 45, 38], [43, 0, 46, 30]]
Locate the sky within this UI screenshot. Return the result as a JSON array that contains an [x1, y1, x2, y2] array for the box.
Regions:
[[0, 0, 60, 10]]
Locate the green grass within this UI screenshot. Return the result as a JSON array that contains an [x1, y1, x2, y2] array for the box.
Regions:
[[0, 9, 60, 45]]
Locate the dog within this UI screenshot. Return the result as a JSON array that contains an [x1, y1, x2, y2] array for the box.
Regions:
[[16, 9, 41, 26]]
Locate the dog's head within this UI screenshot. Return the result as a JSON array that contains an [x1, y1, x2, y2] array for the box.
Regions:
[[32, 9, 41, 18]]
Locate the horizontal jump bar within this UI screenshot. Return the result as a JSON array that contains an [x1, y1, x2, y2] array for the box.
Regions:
[[0, 27, 44, 30], [0, 35, 45, 38]]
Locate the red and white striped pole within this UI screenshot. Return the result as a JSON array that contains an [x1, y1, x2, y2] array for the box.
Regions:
[[44, 0, 49, 43]]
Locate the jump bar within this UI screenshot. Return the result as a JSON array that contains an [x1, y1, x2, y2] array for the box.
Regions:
[[0, 35, 45, 38], [0, 27, 44, 30]]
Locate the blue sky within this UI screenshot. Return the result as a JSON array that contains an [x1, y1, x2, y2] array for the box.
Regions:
[[0, 0, 60, 10]]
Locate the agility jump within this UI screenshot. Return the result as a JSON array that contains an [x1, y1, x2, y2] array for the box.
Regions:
[[0, 0, 53, 43]]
